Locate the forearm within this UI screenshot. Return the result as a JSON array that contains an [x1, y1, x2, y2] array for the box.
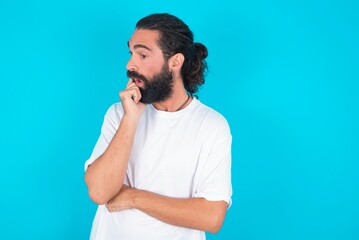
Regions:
[[132, 189, 227, 233], [85, 115, 138, 204]]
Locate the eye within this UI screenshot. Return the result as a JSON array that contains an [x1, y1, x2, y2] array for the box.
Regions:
[[128, 51, 132, 55], [139, 54, 147, 59]]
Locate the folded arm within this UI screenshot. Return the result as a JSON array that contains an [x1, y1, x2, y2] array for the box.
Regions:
[[106, 185, 228, 233]]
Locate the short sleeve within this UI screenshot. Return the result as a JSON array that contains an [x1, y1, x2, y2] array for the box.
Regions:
[[193, 117, 233, 208], [84, 103, 123, 172]]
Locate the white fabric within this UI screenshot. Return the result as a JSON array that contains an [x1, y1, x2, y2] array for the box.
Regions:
[[85, 98, 232, 240]]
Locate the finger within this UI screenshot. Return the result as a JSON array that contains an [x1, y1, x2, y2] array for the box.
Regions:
[[125, 80, 140, 96], [106, 203, 114, 212], [120, 87, 142, 103], [126, 86, 142, 103], [131, 88, 142, 103], [126, 78, 135, 87]]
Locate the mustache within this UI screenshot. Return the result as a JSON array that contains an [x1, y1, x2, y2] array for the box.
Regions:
[[127, 71, 147, 82]]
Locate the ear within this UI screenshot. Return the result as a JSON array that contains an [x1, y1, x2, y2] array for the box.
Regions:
[[168, 53, 185, 71]]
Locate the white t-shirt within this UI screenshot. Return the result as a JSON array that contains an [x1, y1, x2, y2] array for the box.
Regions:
[[85, 98, 232, 240]]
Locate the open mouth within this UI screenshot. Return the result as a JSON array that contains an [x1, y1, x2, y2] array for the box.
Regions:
[[133, 78, 144, 87]]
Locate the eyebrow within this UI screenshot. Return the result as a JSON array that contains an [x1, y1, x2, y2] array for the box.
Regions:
[[127, 41, 152, 51]]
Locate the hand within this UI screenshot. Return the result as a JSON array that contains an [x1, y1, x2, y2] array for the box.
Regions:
[[119, 79, 146, 121], [106, 184, 135, 212]]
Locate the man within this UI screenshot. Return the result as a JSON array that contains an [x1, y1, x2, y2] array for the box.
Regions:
[[84, 13, 232, 240]]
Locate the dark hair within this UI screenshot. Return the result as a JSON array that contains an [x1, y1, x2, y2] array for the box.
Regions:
[[136, 13, 208, 96]]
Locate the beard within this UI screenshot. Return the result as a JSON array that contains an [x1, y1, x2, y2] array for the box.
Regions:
[[127, 63, 174, 104]]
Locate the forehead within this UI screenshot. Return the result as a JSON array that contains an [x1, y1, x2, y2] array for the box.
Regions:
[[128, 29, 161, 51]]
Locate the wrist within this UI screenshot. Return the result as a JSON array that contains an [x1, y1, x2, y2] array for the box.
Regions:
[[131, 188, 144, 210], [122, 114, 141, 126]]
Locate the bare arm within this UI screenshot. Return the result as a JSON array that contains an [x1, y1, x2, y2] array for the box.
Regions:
[[106, 186, 228, 233], [84, 79, 145, 205]]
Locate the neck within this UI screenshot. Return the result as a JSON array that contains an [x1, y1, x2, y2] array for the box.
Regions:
[[152, 77, 192, 112]]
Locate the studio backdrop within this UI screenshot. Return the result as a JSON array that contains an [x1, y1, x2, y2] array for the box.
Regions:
[[0, 0, 358, 239]]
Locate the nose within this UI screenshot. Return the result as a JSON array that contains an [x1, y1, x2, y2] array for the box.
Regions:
[[126, 57, 137, 72]]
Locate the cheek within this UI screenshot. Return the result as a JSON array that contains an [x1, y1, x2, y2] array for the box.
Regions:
[[146, 57, 166, 76], [148, 64, 161, 75]]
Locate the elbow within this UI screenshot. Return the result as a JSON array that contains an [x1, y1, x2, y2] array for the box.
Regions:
[[207, 217, 224, 234], [88, 188, 110, 205], [206, 206, 227, 234], [85, 174, 119, 205], [84, 176, 104, 204]]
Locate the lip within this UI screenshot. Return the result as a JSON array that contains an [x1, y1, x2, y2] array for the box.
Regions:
[[133, 78, 142, 86], [133, 78, 144, 87]]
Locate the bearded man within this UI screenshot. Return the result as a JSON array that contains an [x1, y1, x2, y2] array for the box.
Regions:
[[84, 13, 232, 240]]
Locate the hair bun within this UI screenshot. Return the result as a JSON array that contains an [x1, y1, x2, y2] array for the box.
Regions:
[[194, 42, 208, 60]]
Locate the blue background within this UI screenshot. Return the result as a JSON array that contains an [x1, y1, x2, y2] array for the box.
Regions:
[[0, 0, 358, 239]]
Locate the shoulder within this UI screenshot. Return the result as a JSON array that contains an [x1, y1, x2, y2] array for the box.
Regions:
[[103, 102, 124, 124], [193, 99, 231, 137], [196, 100, 230, 128]]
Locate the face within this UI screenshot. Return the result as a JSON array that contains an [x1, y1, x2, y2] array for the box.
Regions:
[[127, 64, 173, 104], [126, 29, 174, 104]]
